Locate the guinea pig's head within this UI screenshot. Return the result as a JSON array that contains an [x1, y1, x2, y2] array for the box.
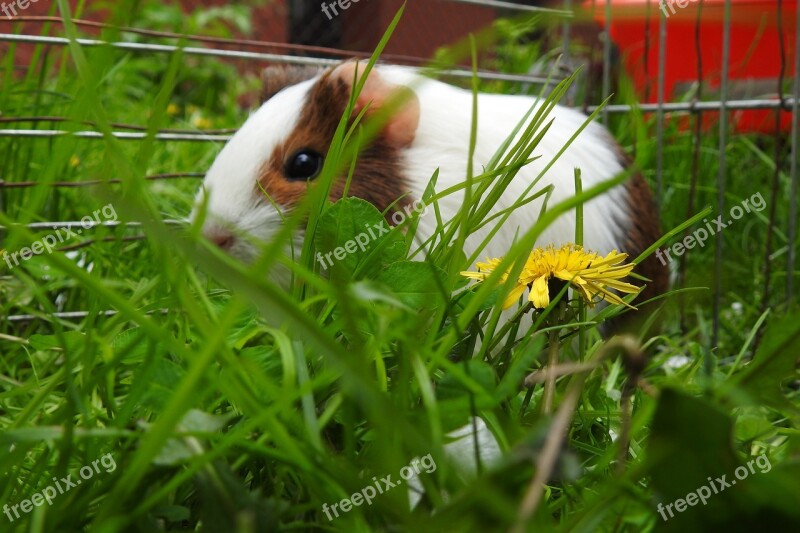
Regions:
[[192, 61, 420, 262]]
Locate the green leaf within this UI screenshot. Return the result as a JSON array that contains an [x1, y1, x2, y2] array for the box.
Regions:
[[376, 261, 447, 310], [721, 311, 800, 417], [29, 332, 86, 352], [437, 359, 497, 402], [178, 409, 234, 433], [734, 413, 776, 442], [314, 197, 405, 280], [111, 328, 149, 363], [150, 409, 234, 466], [436, 360, 498, 430], [494, 335, 544, 401], [141, 358, 188, 410], [152, 505, 191, 523], [647, 389, 800, 531], [348, 280, 414, 310]]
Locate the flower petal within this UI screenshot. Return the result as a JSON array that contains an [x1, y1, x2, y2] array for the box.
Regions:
[[529, 275, 550, 309], [502, 283, 527, 309]]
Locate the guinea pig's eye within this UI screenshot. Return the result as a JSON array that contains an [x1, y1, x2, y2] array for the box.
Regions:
[[285, 149, 323, 181]]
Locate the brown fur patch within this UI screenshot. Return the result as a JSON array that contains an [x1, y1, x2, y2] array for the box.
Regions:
[[620, 173, 670, 304], [260, 65, 324, 103], [601, 132, 669, 307], [258, 67, 412, 219]]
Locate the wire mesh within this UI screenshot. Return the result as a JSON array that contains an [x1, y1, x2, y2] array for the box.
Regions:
[[0, 0, 797, 337]]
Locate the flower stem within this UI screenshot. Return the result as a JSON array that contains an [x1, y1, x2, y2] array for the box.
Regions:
[[542, 302, 564, 414]]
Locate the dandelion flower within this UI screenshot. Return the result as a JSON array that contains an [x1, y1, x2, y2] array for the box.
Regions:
[[167, 103, 180, 116], [461, 244, 641, 310], [69, 155, 80, 168], [192, 116, 212, 129], [462, 257, 527, 309]]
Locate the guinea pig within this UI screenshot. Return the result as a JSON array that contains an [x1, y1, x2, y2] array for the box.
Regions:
[[193, 61, 668, 305]]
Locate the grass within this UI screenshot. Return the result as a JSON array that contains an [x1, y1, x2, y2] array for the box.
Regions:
[[1, 2, 799, 532]]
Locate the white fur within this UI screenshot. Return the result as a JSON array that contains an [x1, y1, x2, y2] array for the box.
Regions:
[[377, 66, 628, 260], [193, 65, 630, 271], [406, 417, 501, 509], [192, 79, 316, 263]]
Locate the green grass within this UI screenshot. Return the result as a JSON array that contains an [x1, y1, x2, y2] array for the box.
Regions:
[[1, 2, 799, 532]]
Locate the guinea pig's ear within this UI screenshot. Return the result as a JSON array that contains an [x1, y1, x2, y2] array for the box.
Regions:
[[261, 65, 323, 102], [331, 61, 420, 148]]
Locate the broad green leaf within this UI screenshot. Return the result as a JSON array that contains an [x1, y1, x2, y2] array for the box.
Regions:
[[494, 335, 545, 401], [721, 311, 800, 417], [437, 360, 498, 430], [314, 197, 405, 280], [376, 261, 447, 310], [150, 409, 234, 466], [647, 389, 800, 531], [29, 332, 86, 352]]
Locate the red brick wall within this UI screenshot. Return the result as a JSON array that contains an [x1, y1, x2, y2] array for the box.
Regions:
[[0, 0, 75, 70], [1, 1, 496, 74], [180, 0, 289, 44], [342, 0, 495, 59]]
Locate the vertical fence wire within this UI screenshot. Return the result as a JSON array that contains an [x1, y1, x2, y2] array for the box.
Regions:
[[760, 0, 787, 326], [680, 0, 705, 333], [602, 0, 612, 125], [643, 0, 651, 103], [562, 0, 571, 70], [1, 3, 797, 322], [583, 0, 598, 112], [656, 4, 667, 216], [789, 0, 800, 304], [713, 0, 733, 349]]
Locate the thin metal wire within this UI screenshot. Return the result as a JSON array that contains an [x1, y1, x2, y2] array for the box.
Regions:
[[758, 0, 787, 330], [680, 0, 705, 334], [58, 235, 146, 252], [4, 309, 169, 323], [0, 33, 556, 85], [643, 0, 651, 102], [656, 4, 667, 215], [4, 310, 122, 323], [602, 0, 612, 124], [1, 220, 183, 230], [445, 0, 573, 16], [562, 0, 572, 69], [2, 4, 797, 324], [0, 116, 237, 134], [0, 172, 204, 189], [2, 32, 339, 64], [0, 15, 428, 65], [1, 99, 794, 142], [713, 0, 732, 349], [581, 0, 598, 112], [0, 129, 231, 142], [789, 0, 800, 304]]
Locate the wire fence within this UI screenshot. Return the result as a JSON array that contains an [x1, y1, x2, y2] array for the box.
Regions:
[[0, 0, 797, 346]]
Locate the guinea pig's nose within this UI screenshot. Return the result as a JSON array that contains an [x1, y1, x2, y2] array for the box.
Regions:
[[205, 229, 235, 250]]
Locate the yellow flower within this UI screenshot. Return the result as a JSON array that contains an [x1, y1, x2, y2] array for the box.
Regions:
[[192, 116, 212, 129], [69, 155, 80, 168], [167, 103, 180, 116], [461, 244, 641, 310]]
